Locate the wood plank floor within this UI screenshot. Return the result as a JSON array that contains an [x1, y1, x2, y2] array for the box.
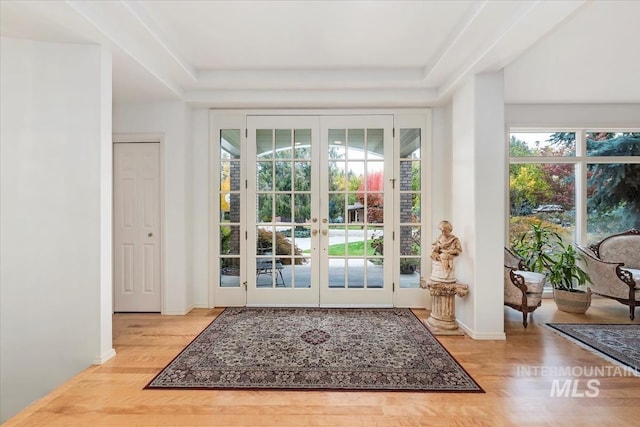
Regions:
[[5, 298, 640, 426]]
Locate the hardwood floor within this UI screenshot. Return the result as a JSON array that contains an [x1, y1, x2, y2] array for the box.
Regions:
[[5, 298, 639, 426]]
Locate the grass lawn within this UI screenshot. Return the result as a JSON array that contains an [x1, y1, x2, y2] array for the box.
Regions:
[[304, 240, 377, 256]]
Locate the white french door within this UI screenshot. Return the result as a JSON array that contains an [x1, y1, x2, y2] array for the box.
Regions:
[[319, 116, 394, 306], [245, 115, 394, 306]]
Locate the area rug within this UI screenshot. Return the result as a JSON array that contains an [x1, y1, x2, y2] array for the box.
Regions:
[[145, 307, 483, 392], [546, 323, 640, 373]]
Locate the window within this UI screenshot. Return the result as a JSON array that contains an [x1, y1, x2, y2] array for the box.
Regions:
[[509, 130, 640, 246]]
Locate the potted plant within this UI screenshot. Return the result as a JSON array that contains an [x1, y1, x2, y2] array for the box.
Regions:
[[512, 222, 591, 313]]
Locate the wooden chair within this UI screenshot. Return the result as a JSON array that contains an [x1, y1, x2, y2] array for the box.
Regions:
[[504, 248, 546, 328]]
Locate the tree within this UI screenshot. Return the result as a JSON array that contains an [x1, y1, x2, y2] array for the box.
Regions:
[[357, 170, 384, 222], [510, 164, 553, 214], [551, 132, 640, 228]]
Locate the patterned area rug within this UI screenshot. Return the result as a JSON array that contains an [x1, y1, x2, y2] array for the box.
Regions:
[[146, 307, 483, 392], [547, 323, 640, 373]]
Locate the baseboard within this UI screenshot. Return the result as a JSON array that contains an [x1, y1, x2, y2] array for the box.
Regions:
[[163, 304, 195, 315], [93, 348, 116, 365], [457, 320, 506, 340], [192, 303, 209, 309]]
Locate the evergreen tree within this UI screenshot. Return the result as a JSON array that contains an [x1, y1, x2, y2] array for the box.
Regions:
[[550, 132, 640, 228]]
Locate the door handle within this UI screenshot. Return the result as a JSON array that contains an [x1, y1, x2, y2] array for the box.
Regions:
[[322, 230, 328, 236], [312, 230, 318, 236], [148, 232, 153, 237]]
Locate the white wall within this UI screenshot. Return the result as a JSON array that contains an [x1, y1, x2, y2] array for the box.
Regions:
[[451, 72, 506, 340], [113, 101, 193, 314], [0, 38, 111, 422], [506, 103, 640, 128], [191, 108, 211, 307], [504, 1, 640, 104]]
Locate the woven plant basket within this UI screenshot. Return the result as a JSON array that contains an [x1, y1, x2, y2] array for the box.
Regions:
[[553, 287, 592, 314]]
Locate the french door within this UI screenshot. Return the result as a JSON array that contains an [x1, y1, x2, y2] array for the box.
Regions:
[[246, 115, 394, 306]]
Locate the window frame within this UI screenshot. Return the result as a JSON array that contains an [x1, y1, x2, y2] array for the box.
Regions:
[[507, 128, 640, 247]]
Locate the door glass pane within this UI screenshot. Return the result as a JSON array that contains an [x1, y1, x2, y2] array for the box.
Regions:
[[328, 259, 346, 288], [219, 129, 241, 288], [347, 258, 365, 288], [274, 162, 292, 191], [257, 194, 273, 222], [257, 162, 273, 191], [294, 129, 312, 159], [366, 193, 384, 223], [256, 129, 273, 158], [220, 258, 241, 287], [367, 129, 384, 157], [328, 193, 345, 223], [328, 161, 346, 191], [329, 129, 346, 160], [366, 262, 384, 288], [221, 225, 240, 255], [348, 129, 365, 159], [275, 129, 292, 158], [294, 162, 311, 190], [400, 129, 421, 159], [275, 194, 292, 222], [400, 226, 421, 256], [400, 161, 420, 191], [294, 194, 311, 223]]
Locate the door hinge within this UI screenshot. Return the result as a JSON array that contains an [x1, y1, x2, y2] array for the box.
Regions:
[[245, 129, 248, 138], [390, 178, 396, 189], [245, 231, 248, 239], [392, 231, 395, 240], [245, 179, 248, 189], [393, 128, 395, 138], [393, 282, 396, 292]]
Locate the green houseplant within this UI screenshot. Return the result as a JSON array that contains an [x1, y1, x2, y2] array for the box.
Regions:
[[511, 221, 591, 313]]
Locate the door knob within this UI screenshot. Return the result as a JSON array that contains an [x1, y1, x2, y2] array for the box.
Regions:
[[312, 230, 318, 236], [322, 230, 328, 236], [148, 232, 153, 237]]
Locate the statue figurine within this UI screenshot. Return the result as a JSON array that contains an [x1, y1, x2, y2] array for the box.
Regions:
[[430, 220, 462, 283]]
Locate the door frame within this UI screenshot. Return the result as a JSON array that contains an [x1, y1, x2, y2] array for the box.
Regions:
[[113, 133, 166, 314], [209, 109, 431, 309]]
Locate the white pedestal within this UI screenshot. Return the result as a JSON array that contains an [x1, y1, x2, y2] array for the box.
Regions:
[[423, 280, 468, 336]]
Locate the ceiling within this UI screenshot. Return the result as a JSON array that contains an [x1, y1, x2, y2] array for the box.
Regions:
[[1, 0, 589, 107]]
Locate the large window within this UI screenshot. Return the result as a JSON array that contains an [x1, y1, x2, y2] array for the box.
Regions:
[[509, 130, 640, 246]]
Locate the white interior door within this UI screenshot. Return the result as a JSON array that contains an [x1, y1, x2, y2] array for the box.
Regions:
[[246, 115, 394, 307], [114, 142, 161, 312]]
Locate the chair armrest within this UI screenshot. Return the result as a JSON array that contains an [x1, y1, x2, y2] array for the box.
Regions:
[[504, 266, 526, 304], [576, 245, 635, 299]]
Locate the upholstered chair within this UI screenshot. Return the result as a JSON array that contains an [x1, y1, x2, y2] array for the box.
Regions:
[[576, 229, 640, 320], [504, 248, 546, 328]]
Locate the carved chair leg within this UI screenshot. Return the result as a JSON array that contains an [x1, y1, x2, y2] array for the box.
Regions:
[[630, 303, 636, 321], [522, 310, 528, 328]]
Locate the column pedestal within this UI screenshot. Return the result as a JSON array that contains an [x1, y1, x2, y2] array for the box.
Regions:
[[422, 280, 469, 336]]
